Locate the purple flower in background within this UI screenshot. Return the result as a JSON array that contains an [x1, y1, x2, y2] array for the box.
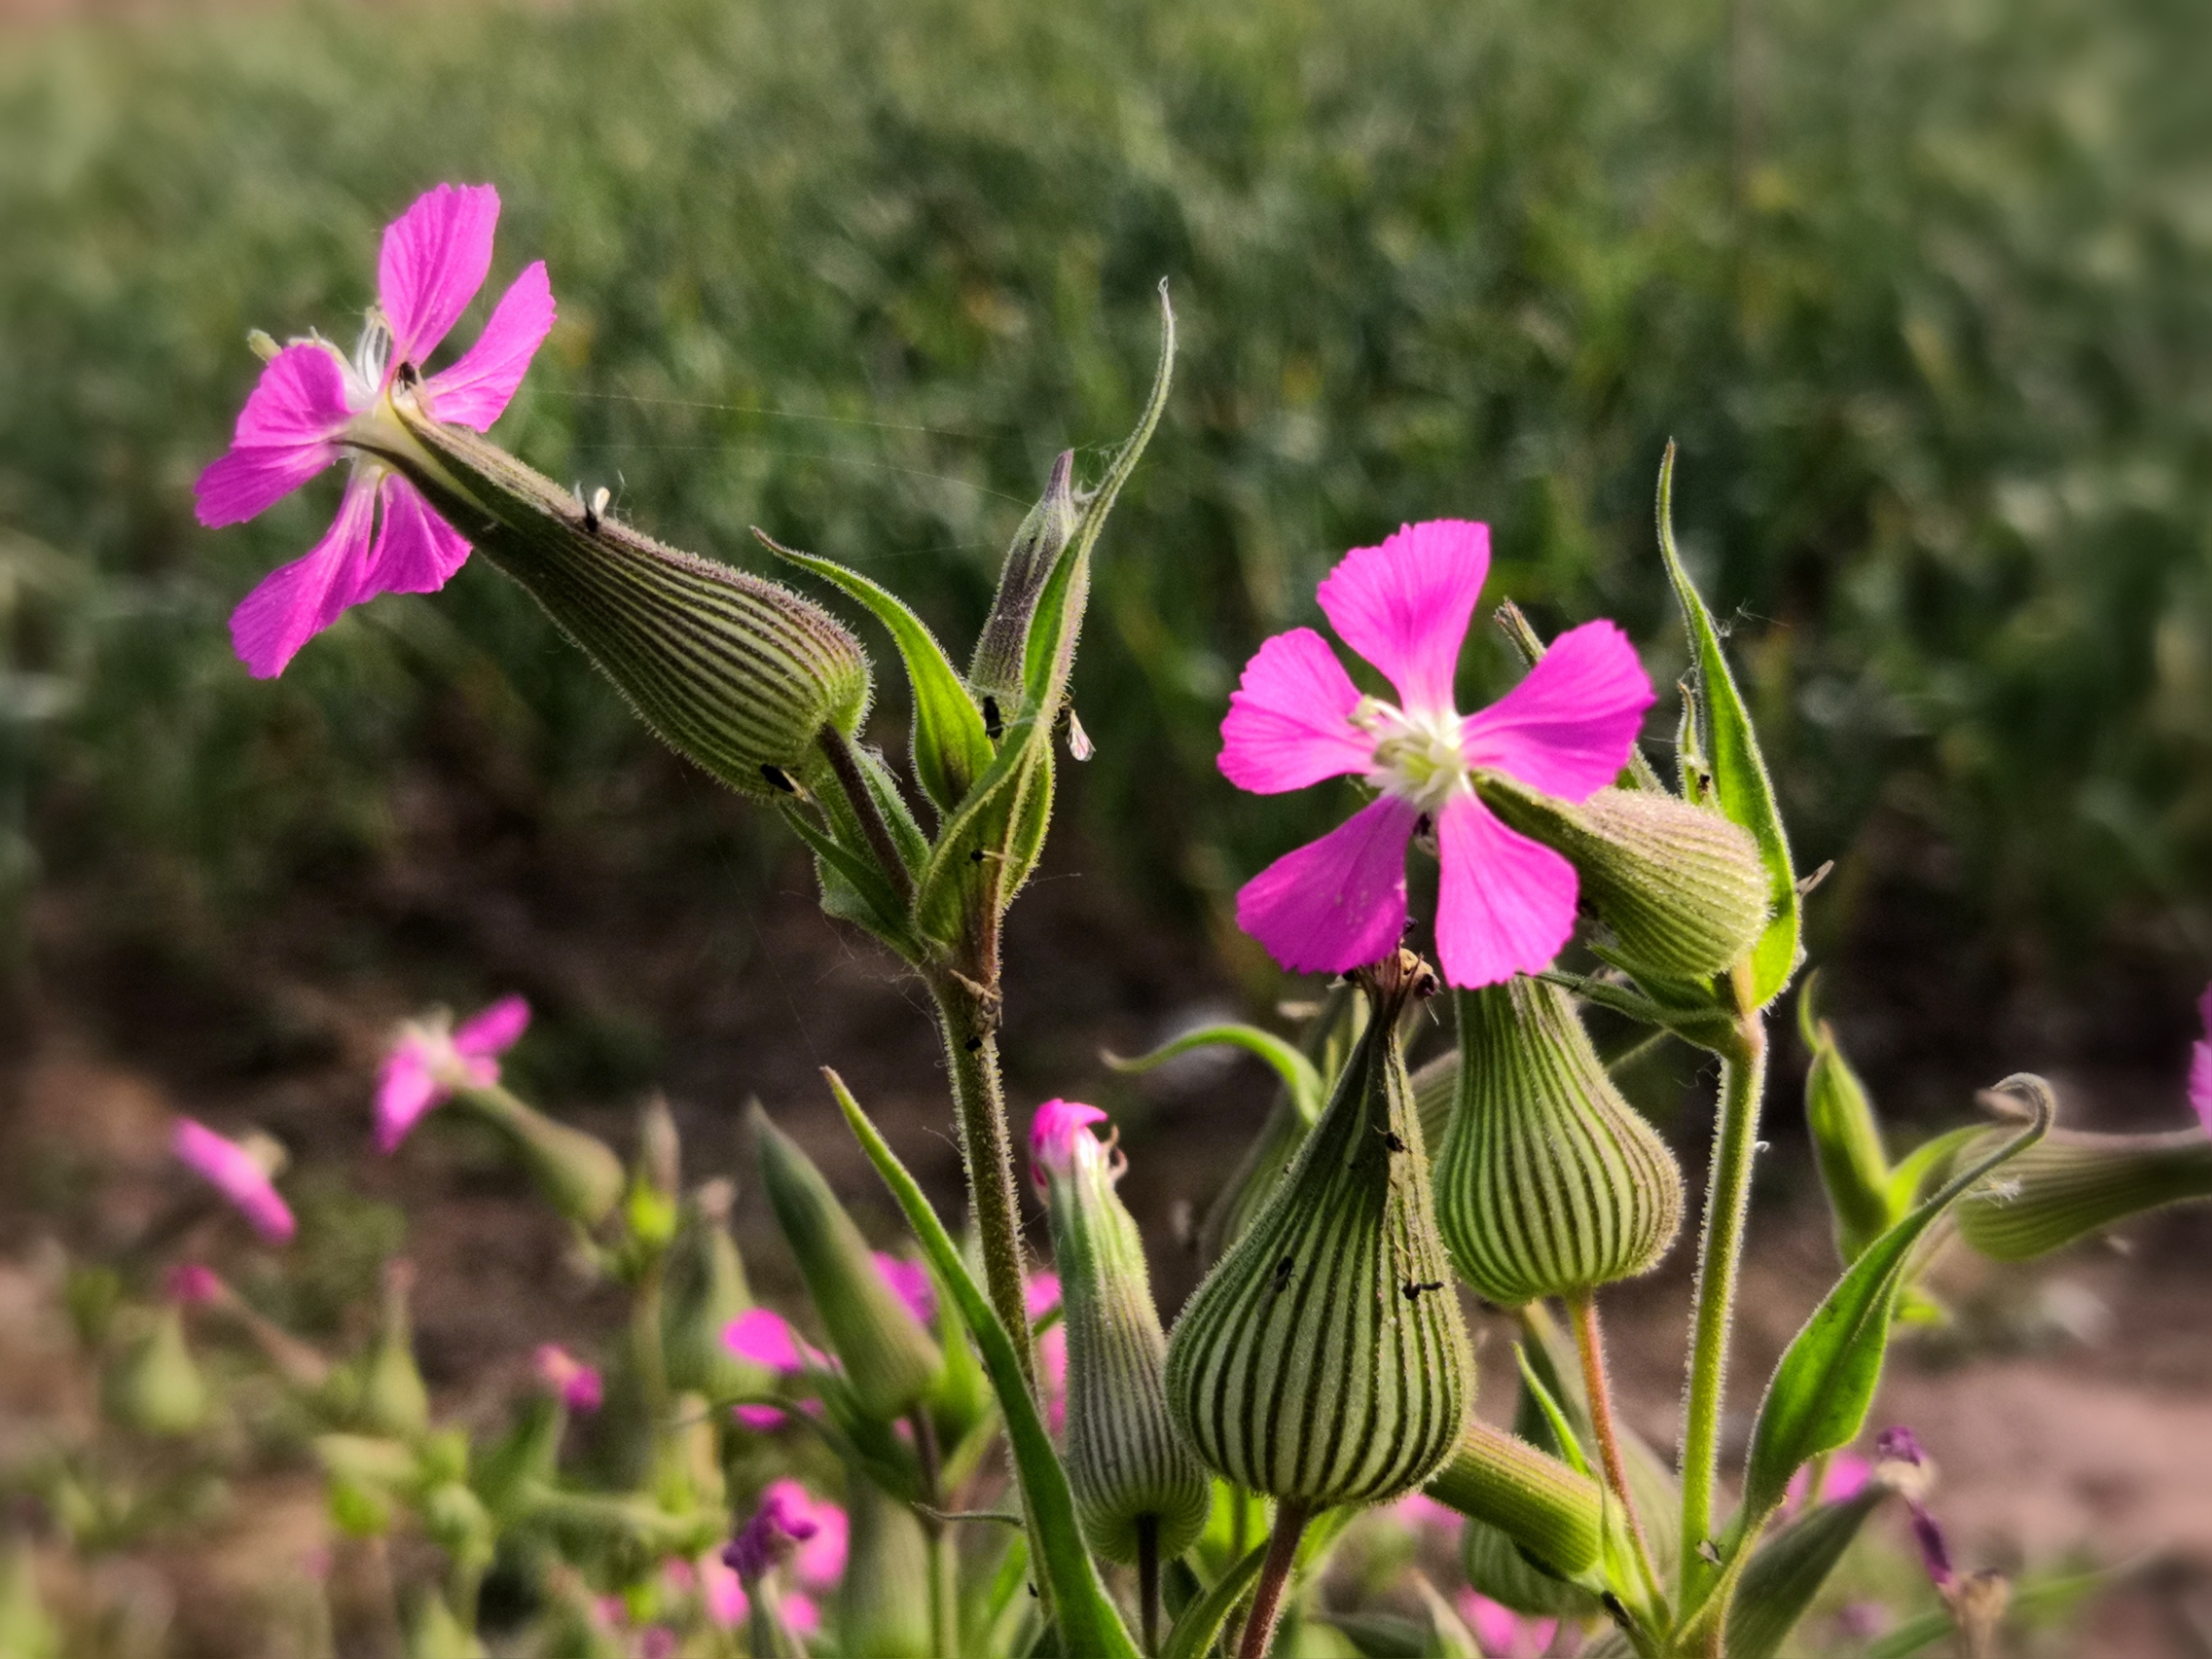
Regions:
[[532, 1344, 603, 1413], [377, 993, 530, 1153], [1874, 1425, 1956, 1593], [1784, 1450, 1874, 1514], [723, 1309, 833, 1431], [2190, 984, 2211, 1135], [196, 183, 555, 677], [1028, 1270, 1068, 1430], [164, 1263, 224, 1307], [726, 1480, 845, 1590], [1217, 521, 1654, 988], [172, 1118, 295, 1244], [872, 1251, 936, 1326]]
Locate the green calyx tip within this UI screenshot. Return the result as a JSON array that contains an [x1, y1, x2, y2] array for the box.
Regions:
[[1436, 978, 1684, 1307], [1040, 1113, 1212, 1565], [1165, 950, 1469, 1509]]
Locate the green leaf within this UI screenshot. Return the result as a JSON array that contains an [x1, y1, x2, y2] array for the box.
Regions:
[[1884, 1125, 1989, 1212], [1654, 444, 1800, 1007], [1738, 1080, 2054, 1519], [1160, 1539, 1267, 1659], [1104, 1022, 1324, 1124], [779, 802, 922, 957], [826, 1069, 1143, 1659], [1798, 975, 1896, 1264], [759, 534, 995, 819], [1723, 1486, 1891, 1659]]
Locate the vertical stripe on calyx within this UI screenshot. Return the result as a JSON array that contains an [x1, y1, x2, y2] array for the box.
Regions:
[[1165, 950, 1469, 1507], [1435, 978, 1683, 1308]]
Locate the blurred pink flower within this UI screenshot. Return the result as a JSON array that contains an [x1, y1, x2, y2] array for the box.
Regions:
[[1837, 1601, 1892, 1638], [724, 1308, 822, 1375], [1029, 1099, 1109, 1187], [782, 1591, 820, 1637], [873, 1250, 936, 1326], [1387, 1490, 1462, 1538], [377, 994, 529, 1154], [1783, 1450, 1874, 1513], [697, 1554, 749, 1629], [164, 1263, 224, 1307], [733, 1403, 790, 1431], [196, 183, 556, 678], [636, 1630, 677, 1659], [1454, 1590, 1556, 1658], [1217, 520, 1653, 988], [532, 1343, 603, 1413], [2190, 985, 2211, 1135], [1029, 1271, 1068, 1430], [727, 1480, 844, 1593], [172, 1119, 295, 1244]]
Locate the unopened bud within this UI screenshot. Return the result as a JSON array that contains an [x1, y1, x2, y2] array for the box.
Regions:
[[103, 1306, 208, 1436], [838, 1477, 933, 1658], [381, 405, 872, 803], [1032, 1100, 1211, 1566], [968, 451, 1078, 703], [751, 1103, 944, 1421], [1423, 1418, 1604, 1604], [663, 1181, 770, 1403], [1473, 779, 1769, 983], [1166, 950, 1469, 1508], [453, 1084, 626, 1229], [1435, 979, 1683, 1306], [626, 1097, 683, 1248], [1955, 1127, 2212, 1261], [361, 1260, 430, 1439], [1799, 981, 1895, 1264]]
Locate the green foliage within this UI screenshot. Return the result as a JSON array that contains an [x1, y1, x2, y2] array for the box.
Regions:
[[1, 0, 2207, 973]]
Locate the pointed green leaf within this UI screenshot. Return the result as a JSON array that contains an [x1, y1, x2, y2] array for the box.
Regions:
[[1160, 1540, 1268, 1659], [1105, 1023, 1324, 1125], [1723, 1485, 1891, 1659], [760, 535, 995, 818], [1798, 977, 1896, 1264], [1654, 445, 1800, 1006], [826, 1070, 1143, 1659], [1739, 1082, 2054, 1518]]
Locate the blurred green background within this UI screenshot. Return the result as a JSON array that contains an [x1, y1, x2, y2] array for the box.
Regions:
[[3, 0, 2208, 1069]]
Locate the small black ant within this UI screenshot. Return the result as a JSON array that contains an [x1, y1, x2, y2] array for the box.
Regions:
[[982, 695, 1004, 742], [1270, 1256, 1294, 1294], [759, 763, 797, 795]]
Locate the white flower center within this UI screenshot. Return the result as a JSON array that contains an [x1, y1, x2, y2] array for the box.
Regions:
[[1357, 698, 1469, 815]]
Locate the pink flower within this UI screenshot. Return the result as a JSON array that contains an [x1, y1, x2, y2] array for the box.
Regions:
[[376, 993, 530, 1154], [873, 1251, 936, 1326], [726, 1480, 845, 1590], [1387, 1491, 1462, 1538], [172, 1118, 295, 1244], [532, 1343, 603, 1413], [724, 1308, 819, 1375], [782, 1592, 821, 1638], [1454, 1590, 1556, 1658], [2190, 984, 2211, 1136], [1029, 1271, 1068, 1430], [1783, 1450, 1874, 1514], [1217, 521, 1654, 988], [637, 1630, 677, 1659], [1029, 1099, 1109, 1188], [696, 1555, 749, 1629], [196, 183, 555, 679], [164, 1263, 224, 1307]]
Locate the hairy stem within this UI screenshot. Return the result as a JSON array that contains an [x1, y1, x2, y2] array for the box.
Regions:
[[1567, 1293, 1662, 1608], [1239, 1499, 1312, 1659], [927, 973, 1035, 1388], [1678, 989, 1768, 1603], [911, 1410, 960, 1659], [816, 723, 915, 910]]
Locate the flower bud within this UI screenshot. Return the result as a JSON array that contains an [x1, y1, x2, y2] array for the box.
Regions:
[[1434, 979, 1684, 1306], [1954, 1128, 2212, 1261], [453, 1084, 625, 1229], [1473, 778, 1768, 983], [381, 404, 871, 803], [1031, 1100, 1211, 1566], [0, 1534, 58, 1659], [750, 1103, 945, 1421], [361, 1260, 431, 1439], [1422, 1419, 1603, 1597], [968, 451, 1078, 704], [1800, 985, 1895, 1264], [662, 1180, 771, 1403], [103, 1306, 208, 1436], [1166, 950, 1469, 1508], [839, 1477, 933, 1659]]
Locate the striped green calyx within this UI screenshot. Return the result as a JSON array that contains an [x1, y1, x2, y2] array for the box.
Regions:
[[968, 450, 1078, 703], [1473, 778, 1769, 983], [660, 1179, 769, 1403], [1955, 1126, 2212, 1261], [1435, 978, 1683, 1307], [381, 404, 871, 803], [1164, 950, 1469, 1508], [1032, 1101, 1212, 1565], [750, 1102, 945, 1421]]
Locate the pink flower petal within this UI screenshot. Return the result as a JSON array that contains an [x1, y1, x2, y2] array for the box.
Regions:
[[1462, 619, 1655, 801], [1235, 795, 1418, 976], [351, 476, 472, 601], [733, 1404, 788, 1431], [378, 183, 500, 372], [873, 1251, 936, 1327], [762, 1479, 848, 1593], [194, 345, 355, 526], [699, 1556, 749, 1628], [1029, 1099, 1109, 1186], [781, 1592, 821, 1638], [454, 994, 531, 1060], [2193, 985, 2212, 1135], [165, 1263, 223, 1307], [172, 1118, 296, 1244], [1217, 627, 1374, 794], [1038, 1319, 1068, 1429], [724, 1309, 808, 1374], [376, 1040, 442, 1154], [1432, 795, 1578, 988], [1025, 1271, 1063, 1319], [1315, 520, 1489, 715], [533, 1344, 603, 1413], [1455, 1591, 1522, 1657], [422, 260, 555, 432], [228, 472, 378, 678]]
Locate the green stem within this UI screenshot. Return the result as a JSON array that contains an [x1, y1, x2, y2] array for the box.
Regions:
[[1138, 1515, 1162, 1657], [816, 722, 914, 911], [1678, 990, 1768, 1604], [926, 973, 1035, 1389], [911, 1409, 960, 1659], [1566, 1293, 1663, 1612], [1238, 1499, 1312, 1659]]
